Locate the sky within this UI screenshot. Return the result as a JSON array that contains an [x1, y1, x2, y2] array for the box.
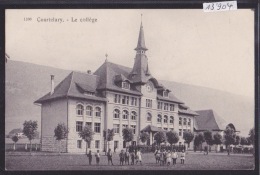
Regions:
[[6, 9, 254, 98]]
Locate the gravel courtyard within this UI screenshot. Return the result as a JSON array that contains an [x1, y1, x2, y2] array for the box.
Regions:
[[5, 152, 254, 170]]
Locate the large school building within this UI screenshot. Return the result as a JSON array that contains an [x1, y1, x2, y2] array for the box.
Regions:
[[35, 22, 207, 153]]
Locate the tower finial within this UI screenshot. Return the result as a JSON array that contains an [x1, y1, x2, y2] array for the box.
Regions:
[[141, 14, 143, 24], [105, 53, 108, 62]]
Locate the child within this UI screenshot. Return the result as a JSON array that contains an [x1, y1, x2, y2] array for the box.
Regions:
[[166, 150, 171, 166], [159, 149, 164, 166], [119, 149, 125, 165], [163, 149, 167, 165], [180, 150, 186, 164], [135, 149, 142, 165], [171, 149, 178, 165], [154, 148, 160, 164], [87, 150, 92, 165], [125, 149, 130, 165], [107, 148, 114, 165], [95, 150, 100, 165], [130, 151, 135, 165]]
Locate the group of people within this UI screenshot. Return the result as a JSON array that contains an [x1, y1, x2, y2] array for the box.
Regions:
[[154, 148, 186, 166], [86, 148, 142, 166]]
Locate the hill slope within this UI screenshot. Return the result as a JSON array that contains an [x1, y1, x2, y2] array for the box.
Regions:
[[5, 60, 254, 136]]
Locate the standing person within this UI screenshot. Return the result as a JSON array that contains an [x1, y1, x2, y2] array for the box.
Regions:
[[130, 151, 135, 165], [171, 149, 178, 165], [87, 150, 92, 165], [95, 150, 100, 165], [159, 149, 164, 166], [125, 149, 130, 165], [166, 150, 172, 166], [107, 148, 114, 165], [135, 149, 142, 165], [154, 148, 160, 164], [180, 150, 186, 164], [119, 150, 125, 166], [163, 149, 167, 166]]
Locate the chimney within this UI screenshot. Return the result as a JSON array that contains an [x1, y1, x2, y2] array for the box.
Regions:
[[50, 75, 54, 95], [87, 70, 91, 74]]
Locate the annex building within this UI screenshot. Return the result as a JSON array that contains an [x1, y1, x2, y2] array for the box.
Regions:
[[35, 22, 201, 153]]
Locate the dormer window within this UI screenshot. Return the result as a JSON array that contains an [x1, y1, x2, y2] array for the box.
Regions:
[[163, 91, 169, 97], [122, 81, 130, 90]]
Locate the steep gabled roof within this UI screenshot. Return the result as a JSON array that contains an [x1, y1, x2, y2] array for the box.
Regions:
[[34, 71, 107, 104], [94, 61, 142, 96], [157, 93, 183, 104], [195, 109, 227, 131]]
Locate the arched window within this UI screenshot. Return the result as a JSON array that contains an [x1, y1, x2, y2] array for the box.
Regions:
[[157, 114, 162, 123], [183, 118, 187, 125], [179, 117, 182, 125], [147, 113, 152, 122], [131, 111, 137, 120], [164, 115, 168, 123], [76, 104, 83, 116], [86, 106, 93, 116], [95, 107, 101, 117], [114, 109, 120, 119], [122, 110, 129, 120], [170, 116, 174, 124]]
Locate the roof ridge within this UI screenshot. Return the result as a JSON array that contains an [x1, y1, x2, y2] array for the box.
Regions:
[[66, 72, 74, 96]]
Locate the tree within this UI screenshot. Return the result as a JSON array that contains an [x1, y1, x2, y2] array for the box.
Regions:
[[139, 132, 150, 145], [183, 131, 194, 148], [224, 126, 236, 155], [54, 123, 69, 154], [240, 137, 248, 146], [166, 131, 179, 150], [12, 135, 19, 151], [213, 132, 222, 152], [194, 133, 204, 152], [122, 128, 134, 147], [23, 120, 38, 152], [203, 131, 213, 154], [248, 128, 255, 155], [78, 126, 95, 154], [154, 131, 167, 147], [104, 129, 115, 151]]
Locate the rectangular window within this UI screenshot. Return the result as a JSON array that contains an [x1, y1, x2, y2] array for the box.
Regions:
[[157, 102, 163, 110], [114, 141, 119, 148], [170, 128, 174, 131], [188, 119, 191, 126], [170, 104, 174, 111], [113, 124, 120, 134], [122, 96, 129, 105], [146, 99, 152, 108], [163, 91, 169, 97], [131, 125, 136, 134], [183, 129, 186, 133], [114, 94, 121, 103], [179, 129, 182, 136], [76, 121, 83, 132], [77, 140, 82, 148], [164, 128, 168, 131], [85, 122, 92, 128], [122, 82, 130, 89], [164, 103, 169, 110], [131, 97, 137, 106], [188, 129, 190, 132], [95, 140, 100, 149], [94, 123, 101, 133]]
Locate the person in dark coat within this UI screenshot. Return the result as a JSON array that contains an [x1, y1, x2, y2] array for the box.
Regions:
[[87, 150, 92, 165], [119, 150, 125, 165], [107, 148, 114, 165]]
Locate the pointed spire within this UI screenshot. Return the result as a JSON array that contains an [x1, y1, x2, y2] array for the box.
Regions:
[[135, 14, 148, 51], [105, 53, 108, 62]]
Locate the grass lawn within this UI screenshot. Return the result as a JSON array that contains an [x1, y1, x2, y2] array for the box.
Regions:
[[5, 152, 254, 170]]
